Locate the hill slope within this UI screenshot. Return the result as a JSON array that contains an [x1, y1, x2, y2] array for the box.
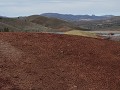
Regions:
[[75, 16, 120, 31], [0, 16, 53, 32], [31, 15, 81, 32], [0, 32, 120, 90], [41, 13, 120, 31], [0, 22, 21, 32], [0, 15, 82, 32]]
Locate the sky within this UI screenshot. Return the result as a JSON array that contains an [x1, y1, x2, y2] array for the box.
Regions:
[[0, 0, 120, 17]]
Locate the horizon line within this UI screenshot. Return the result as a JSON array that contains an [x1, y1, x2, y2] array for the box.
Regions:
[[0, 13, 118, 18]]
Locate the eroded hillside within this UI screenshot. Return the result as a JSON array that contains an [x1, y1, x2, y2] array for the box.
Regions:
[[0, 32, 120, 90]]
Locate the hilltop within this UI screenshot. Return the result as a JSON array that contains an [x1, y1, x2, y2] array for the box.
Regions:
[[0, 16, 51, 32], [41, 13, 120, 31], [41, 13, 113, 21], [1, 14, 120, 32], [0, 15, 82, 32], [0, 32, 120, 90], [30, 15, 80, 32]]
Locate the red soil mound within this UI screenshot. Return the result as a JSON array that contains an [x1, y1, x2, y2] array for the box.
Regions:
[[0, 32, 120, 90]]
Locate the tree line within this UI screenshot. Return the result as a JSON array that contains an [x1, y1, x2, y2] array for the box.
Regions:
[[0, 27, 9, 32]]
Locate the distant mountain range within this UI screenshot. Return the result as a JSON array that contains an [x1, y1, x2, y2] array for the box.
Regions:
[[74, 16, 120, 31], [41, 13, 120, 31], [0, 13, 120, 32], [41, 13, 114, 21]]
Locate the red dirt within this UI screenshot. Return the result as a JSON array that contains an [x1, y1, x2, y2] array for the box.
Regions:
[[0, 32, 120, 90]]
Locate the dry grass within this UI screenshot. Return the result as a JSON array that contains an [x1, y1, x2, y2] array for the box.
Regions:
[[64, 30, 98, 38]]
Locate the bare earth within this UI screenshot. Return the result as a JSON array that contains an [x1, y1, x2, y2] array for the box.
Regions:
[[0, 32, 120, 90]]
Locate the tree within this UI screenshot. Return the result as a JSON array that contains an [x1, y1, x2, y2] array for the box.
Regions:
[[4, 27, 9, 32]]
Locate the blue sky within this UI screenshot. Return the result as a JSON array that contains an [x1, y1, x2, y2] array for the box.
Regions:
[[0, 0, 120, 17]]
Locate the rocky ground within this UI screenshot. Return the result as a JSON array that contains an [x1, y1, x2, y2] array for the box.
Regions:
[[0, 32, 120, 90]]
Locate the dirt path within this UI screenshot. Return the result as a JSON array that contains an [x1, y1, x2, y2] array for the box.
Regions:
[[0, 40, 23, 62]]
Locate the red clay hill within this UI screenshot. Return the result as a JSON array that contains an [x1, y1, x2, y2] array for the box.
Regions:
[[0, 32, 120, 90]]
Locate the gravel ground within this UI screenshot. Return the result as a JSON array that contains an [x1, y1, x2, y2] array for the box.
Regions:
[[0, 32, 120, 90]]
